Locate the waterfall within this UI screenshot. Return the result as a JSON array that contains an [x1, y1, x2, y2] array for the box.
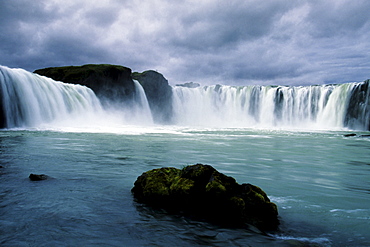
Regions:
[[130, 80, 153, 124], [172, 81, 370, 130], [1, 65, 369, 131], [0, 66, 104, 128], [0, 66, 154, 129]]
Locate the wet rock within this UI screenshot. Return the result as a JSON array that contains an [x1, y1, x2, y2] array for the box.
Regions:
[[132, 70, 173, 124], [344, 133, 357, 137], [343, 133, 370, 137], [29, 173, 49, 181], [132, 164, 279, 231], [344, 79, 370, 131]]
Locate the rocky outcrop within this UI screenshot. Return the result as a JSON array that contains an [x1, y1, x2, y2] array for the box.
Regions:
[[344, 79, 370, 130], [132, 70, 173, 123], [29, 174, 49, 181], [34, 64, 136, 106], [131, 164, 279, 231]]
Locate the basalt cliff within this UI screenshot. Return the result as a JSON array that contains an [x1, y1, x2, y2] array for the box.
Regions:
[[34, 64, 173, 122]]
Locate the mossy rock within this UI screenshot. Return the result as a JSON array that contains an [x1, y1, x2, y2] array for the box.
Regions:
[[131, 167, 180, 202], [132, 164, 279, 231]]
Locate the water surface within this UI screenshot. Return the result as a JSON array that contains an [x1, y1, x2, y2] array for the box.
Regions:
[[0, 127, 369, 246]]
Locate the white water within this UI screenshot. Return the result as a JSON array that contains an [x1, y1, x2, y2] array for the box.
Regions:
[[0, 66, 153, 131], [172, 83, 369, 130], [0, 66, 103, 128], [131, 79, 153, 124], [0, 66, 369, 131]]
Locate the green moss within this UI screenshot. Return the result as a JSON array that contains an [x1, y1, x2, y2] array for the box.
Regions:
[[230, 196, 245, 207], [249, 184, 269, 201], [131, 71, 141, 79], [181, 164, 215, 181], [253, 191, 266, 202], [205, 180, 226, 195], [170, 177, 194, 195], [143, 180, 170, 197], [145, 168, 180, 185]]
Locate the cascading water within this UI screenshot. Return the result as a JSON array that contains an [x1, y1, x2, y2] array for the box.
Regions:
[[0, 66, 104, 128], [1, 65, 369, 131], [172, 81, 370, 130], [0, 66, 153, 129], [128, 80, 153, 124]]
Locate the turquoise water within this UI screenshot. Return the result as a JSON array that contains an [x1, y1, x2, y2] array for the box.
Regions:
[[1, 127, 369, 246]]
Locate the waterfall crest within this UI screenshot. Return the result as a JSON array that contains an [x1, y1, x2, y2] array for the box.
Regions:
[[1, 65, 369, 131], [172, 82, 370, 130]]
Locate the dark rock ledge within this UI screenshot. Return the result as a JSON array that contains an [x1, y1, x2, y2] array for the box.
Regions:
[[131, 164, 279, 231], [34, 64, 136, 106]]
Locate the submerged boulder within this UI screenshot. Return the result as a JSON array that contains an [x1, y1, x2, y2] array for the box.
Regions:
[[343, 133, 357, 137], [132, 164, 279, 231], [29, 173, 49, 181]]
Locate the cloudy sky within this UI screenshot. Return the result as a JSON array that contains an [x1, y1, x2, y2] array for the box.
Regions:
[[1, 0, 369, 86]]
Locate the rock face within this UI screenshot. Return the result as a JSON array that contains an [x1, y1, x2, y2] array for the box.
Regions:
[[344, 79, 370, 130], [131, 164, 279, 231], [34, 64, 136, 106], [0, 102, 5, 129], [132, 70, 173, 123]]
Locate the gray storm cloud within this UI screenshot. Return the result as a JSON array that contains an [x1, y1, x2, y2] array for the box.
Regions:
[[0, 0, 369, 85]]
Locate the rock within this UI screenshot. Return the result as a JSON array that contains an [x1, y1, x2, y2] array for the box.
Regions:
[[344, 133, 357, 137], [343, 133, 370, 137], [0, 101, 5, 128], [132, 70, 173, 123], [344, 79, 370, 131], [29, 173, 49, 181], [34, 64, 136, 107], [176, 82, 200, 88], [132, 164, 279, 231]]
